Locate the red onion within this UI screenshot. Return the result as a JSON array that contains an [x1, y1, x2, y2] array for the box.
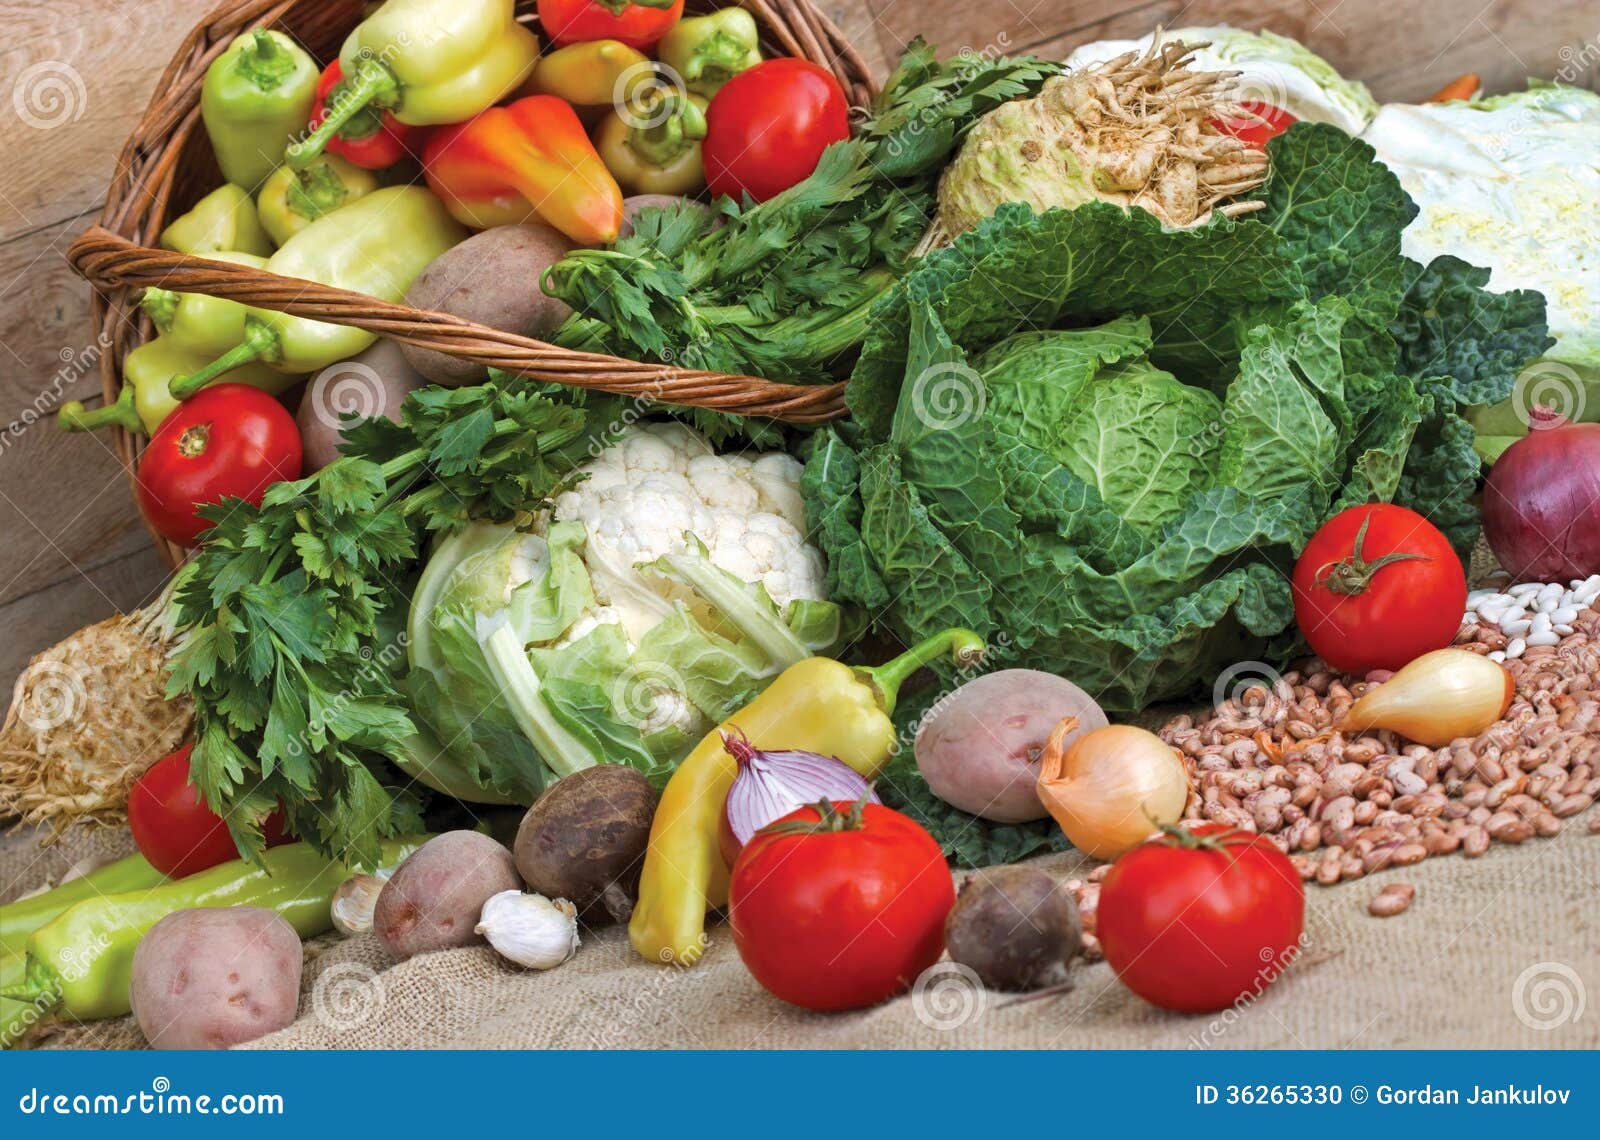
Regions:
[[718, 731, 879, 867], [1483, 406, 1600, 581]]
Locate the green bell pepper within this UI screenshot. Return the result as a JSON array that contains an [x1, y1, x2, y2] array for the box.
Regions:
[[201, 29, 319, 191], [3, 839, 422, 1025], [257, 154, 380, 245], [658, 9, 762, 96], [168, 186, 465, 398], [57, 335, 288, 436], [288, 0, 539, 168], [158, 184, 275, 257]]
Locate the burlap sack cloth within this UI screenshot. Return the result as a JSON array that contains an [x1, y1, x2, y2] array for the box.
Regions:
[[7, 816, 1597, 1050]]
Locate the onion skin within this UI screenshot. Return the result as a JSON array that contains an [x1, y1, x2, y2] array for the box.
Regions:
[[1337, 648, 1513, 748], [718, 734, 879, 868], [1483, 408, 1600, 581]]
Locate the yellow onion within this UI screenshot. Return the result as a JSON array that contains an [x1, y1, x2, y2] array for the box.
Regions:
[[1337, 648, 1514, 747], [1036, 717, 1189, 859]]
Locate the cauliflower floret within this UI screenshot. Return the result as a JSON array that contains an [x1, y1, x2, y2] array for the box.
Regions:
[[546, 423, 832, 633], [686, 454, 760, 513]]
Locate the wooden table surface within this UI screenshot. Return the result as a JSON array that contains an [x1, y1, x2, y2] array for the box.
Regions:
[[3, 0, 1597, 691]]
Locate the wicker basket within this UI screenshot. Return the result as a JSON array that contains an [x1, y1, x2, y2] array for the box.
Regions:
[[67, 0, 875, 568]]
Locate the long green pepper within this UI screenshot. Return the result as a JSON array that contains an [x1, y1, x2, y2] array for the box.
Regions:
[[3, 839, 421, 1024]]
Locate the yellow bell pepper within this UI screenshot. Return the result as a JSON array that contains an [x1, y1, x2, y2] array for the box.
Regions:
[[629, 628, 984, 965]]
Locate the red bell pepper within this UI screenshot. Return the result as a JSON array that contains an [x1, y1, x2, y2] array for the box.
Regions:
[[422, 95, 624, 244], [308, 60, 428, 170]]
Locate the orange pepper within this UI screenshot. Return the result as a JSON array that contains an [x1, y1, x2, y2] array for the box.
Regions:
[[422, 95, 623, 244]]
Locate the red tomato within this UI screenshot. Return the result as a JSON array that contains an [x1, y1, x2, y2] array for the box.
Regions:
[[728, 799, 954, 1011], [536, 0, 684, 50], [137, 383, 302, 547], [703, 58, 850, 203], [128, 745, 290, 878], [1209, 101, 1297, 149], [311, 61, 428, 170], [1098, 824, 1305, 1013], [1292, 504, 1466, 674]]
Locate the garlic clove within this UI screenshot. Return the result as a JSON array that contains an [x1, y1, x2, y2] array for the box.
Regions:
[[330, 871, 389, 936], [475, 890, 580, 970]]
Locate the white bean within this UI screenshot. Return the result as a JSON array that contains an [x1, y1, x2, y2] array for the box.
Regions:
[[1551, 606, 1579, 625], [1526, 631, 1561, 647], [1478, 605, 1507, 625], [1531, 612, 1553, 635], [1489, 651, 1507, 662], [1505, 638, 1526, 659], [1555, 624, 1575, 636], [1501, 618, 1533, 636], [1509, 583, 1541, 597]]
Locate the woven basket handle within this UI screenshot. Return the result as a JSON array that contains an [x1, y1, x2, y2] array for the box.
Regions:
[[68, 226, 849, 423]]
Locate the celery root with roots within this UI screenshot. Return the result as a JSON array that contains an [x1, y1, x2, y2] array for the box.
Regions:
[[927, 37, 1271, 250], [0, 575, 190, 836]]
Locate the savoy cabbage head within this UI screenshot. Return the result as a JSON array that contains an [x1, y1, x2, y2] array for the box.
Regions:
[[804, 123, 1552, 714]]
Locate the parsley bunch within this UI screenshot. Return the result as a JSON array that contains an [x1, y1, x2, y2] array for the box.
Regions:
[[167, 386, 618, 866], [544, 42, 1060, 399]]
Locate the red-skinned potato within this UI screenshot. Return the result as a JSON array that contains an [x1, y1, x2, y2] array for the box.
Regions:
[[373, 830, 520, 960], [914, 669, 1108, 822], [296, 339, 427, 473], [130, 907, 302, 1050]]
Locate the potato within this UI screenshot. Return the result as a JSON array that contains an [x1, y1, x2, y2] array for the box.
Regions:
[[129, 907, 302, 1050], [373, 830, 520, 960], [619, 194, 711, 239], [295, 338, 427, 473], [401, 224, 576, 386], [915, 670, 1108, 822]]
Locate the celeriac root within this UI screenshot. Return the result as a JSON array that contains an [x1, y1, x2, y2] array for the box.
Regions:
[[927, 32, 1271, 250], [1, 580, 191, 838]]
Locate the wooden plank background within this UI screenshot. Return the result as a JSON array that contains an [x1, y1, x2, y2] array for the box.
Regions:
[[3, 0, 1598, 693]]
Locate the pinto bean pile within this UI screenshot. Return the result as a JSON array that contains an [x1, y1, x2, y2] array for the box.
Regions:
[[1159, 606, 1600, 886], [1060, 605, 1600, 947]]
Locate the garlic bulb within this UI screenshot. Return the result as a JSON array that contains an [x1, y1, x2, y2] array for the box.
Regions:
[[475, 891, 580, 970], [330, 871, 389, 935]]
